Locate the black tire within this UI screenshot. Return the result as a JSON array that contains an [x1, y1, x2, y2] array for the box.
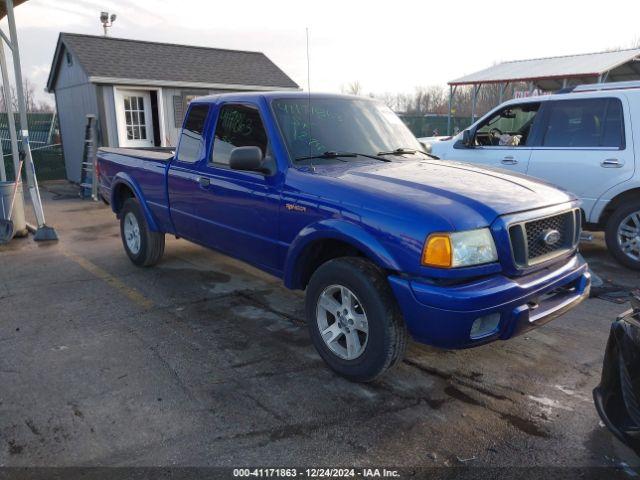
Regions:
[[119, 198, 165, 267], [605, 200, 640, 270], [305, 257, 408, 382]]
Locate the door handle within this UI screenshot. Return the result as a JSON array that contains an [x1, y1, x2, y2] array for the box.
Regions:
[[501, 156, 518, 165], [198, 176, 210, 187], [601, 158, 624, 168]]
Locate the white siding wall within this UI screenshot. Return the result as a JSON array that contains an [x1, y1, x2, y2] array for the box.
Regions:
[[161, 87, 181, 147], [100, 86, 118, 147], [92, 86, 227, 150], [160, 88, 235, 147]]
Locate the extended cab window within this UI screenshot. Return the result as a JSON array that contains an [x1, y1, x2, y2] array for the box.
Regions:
[[541, 98, 624, 148], [211, 104, 268, 167], [475, 103, 540, 147], [176, 104, 209, 163]]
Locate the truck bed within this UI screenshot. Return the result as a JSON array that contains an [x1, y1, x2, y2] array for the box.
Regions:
[[97, 146, 175, 233], [99, 147, 174, 162]]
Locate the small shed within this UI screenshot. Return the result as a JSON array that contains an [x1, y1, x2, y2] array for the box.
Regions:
[[46, 33, 299, 182]]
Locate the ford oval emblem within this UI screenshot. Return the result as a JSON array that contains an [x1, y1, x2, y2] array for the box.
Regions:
[[542, 229, 561, 246]]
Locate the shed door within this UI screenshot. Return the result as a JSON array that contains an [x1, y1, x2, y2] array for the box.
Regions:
[[115, 89, 154, 148]]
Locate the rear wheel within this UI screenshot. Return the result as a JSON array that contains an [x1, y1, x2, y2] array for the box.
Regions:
[[120, 198, 165, 267], [305, 257, 407, 382], [605, 200, 640, 270]]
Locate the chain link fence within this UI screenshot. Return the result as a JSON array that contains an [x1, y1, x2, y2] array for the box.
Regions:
[[399, 114, 473, 138], [0, 112, 65, 181]]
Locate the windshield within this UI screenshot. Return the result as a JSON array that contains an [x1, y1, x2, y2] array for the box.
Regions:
[[271, 97, 424, 164]]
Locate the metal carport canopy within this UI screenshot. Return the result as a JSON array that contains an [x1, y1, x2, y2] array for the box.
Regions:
[[0, 0, 26, 18], [448, 48, 640, 90], [0, 0, 57, 240], [444, 48, 640, 135]]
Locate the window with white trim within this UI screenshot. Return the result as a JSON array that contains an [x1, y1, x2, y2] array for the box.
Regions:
[[124, 95, 147, 140]]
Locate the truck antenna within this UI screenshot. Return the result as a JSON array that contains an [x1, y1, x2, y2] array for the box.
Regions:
[[306, 28, 311, 95], [306, 27, 314, 171]]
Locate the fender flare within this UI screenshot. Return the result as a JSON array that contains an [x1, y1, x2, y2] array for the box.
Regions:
[[283, 219, 402, 289], [591, 181, 640, 225], [110, 173, 160, 232]]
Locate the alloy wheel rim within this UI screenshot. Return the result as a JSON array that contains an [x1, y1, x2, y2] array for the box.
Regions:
[[316, 284, 369, 360], [124, 212, 141, 255], [617, 211, 640, 261]]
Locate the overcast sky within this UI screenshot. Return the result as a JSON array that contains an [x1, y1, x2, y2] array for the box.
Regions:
[[3, 0, 640, 105]]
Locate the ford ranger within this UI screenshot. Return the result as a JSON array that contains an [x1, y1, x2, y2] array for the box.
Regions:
[[98, 92, 591, 382]]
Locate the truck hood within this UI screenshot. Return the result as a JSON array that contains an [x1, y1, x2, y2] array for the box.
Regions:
[[311, 159, 574, 229]]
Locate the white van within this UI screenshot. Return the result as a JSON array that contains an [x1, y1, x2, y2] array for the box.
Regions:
[[422, 81, 640, 269]]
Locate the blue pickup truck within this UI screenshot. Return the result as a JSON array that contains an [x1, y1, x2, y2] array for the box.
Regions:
[[98, 92, 591, 382]]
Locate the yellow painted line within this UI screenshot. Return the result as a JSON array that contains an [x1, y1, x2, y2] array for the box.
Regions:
[[62, 251, 154, 310]]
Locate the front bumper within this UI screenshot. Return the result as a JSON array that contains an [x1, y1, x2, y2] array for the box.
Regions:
[[388, 254, 590, 349]]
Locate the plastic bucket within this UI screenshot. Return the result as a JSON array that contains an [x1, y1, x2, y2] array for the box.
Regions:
[[0, 181, 27, 238]]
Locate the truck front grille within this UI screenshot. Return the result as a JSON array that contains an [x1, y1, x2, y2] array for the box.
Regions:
[[509, 209, 581, 267]]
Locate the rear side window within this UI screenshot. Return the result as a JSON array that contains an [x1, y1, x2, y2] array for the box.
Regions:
[[176, 104, 209, 163], [601, 99, 624, 148], [210, 104, 268, 166], [541, 98, 624, 148]]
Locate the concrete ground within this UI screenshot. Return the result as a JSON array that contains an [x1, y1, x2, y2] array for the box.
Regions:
[[0, 182, 638, 472]]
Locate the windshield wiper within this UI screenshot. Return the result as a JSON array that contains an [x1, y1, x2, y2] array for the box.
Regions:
[[377, 147, 439, 160], [294, 151, 390, 162]]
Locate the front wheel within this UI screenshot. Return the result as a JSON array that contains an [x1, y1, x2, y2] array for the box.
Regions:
[[120, 198, 165, 267], [605, 200, 640, 270], [305, 257, 408, 382]]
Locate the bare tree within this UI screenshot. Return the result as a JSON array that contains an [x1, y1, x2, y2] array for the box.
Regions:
[[0, 78, 54, 113], [33, 99, 54, 113], [378, 92, 400, 110], [343, 81, 363, 96], [372, 86, 448, 115], [408, 86, 448, 114], [605, 37, 640, 52], [23, 77, 35, 112]]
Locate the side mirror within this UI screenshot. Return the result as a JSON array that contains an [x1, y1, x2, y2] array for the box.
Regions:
[[462, 129, 475, 148], [229, 146, 270, 174], [419, 141, 432, 154]]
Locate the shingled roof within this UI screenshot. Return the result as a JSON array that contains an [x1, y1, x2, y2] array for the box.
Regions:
[[47, 33, 299, 92]]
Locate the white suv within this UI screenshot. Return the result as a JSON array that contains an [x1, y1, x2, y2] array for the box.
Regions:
[[422, 81, 640, 269]]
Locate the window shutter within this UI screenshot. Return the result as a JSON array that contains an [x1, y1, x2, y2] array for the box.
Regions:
[[173, 95, 184, 128], [174, 90, 210, 128]]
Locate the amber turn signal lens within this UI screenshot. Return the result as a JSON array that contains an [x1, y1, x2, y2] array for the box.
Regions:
[[422, 234, 452, 268]]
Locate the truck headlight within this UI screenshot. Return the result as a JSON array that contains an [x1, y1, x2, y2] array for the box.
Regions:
[[422, 228, 498, 268]]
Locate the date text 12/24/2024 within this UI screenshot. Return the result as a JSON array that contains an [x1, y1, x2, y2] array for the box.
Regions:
[[233, 468, 400, 478]]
